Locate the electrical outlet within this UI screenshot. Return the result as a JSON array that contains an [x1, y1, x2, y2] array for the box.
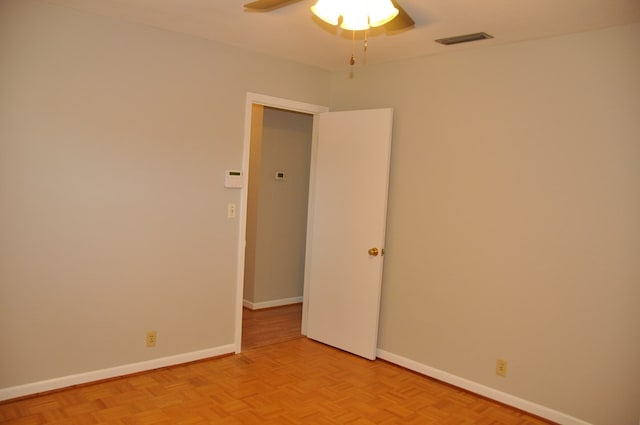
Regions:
[[146, 330, 157, 347], [496, 359, 507, 377]]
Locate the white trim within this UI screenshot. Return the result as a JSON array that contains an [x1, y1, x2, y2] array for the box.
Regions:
[[0, 345, 235, 402], [376, 349, 593, 425], [245, 93, 330, 115], [234, 93, 329, 353], [243, 296, 303, 310]]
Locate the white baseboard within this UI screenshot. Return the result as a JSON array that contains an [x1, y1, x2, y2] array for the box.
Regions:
[[0, 344, 235, 402], [1, 342, 591, 425], [376, 349, 592, 425], [243, 296, 303, 310]]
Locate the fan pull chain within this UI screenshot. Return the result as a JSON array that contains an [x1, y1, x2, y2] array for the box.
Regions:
[[363, 30, 368, 65], [364, 30, 368, 53], [349, 30, 356, 66]]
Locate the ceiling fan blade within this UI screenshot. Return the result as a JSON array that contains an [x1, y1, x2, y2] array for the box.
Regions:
[[385, 0, 415, 32], [243, 0, 299, 11]]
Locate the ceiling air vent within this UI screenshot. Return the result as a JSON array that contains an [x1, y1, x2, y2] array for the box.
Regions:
[[435, 32, 493, 46]]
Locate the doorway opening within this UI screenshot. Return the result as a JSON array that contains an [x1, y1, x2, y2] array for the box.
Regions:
[[241, 105, 312, 349], [234, 93, 329, 353]]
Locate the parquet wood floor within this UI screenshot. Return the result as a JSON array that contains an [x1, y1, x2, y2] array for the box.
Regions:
[[0, 337, 555, 425], [241, 304, 303, 350]]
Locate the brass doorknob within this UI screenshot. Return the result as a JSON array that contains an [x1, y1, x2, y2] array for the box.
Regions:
[[368, 247, 379, 256]]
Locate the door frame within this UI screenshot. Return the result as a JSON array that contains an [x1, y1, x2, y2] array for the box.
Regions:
[[234, 92, 329, 353]]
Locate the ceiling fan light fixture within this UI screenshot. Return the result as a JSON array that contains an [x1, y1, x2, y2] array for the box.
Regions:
[[310, 0, 341, 25], [340, 0, 371, 31], [308, 0, 408, 67], [310, 0, 399, 30], [368, 0, 399, 27]]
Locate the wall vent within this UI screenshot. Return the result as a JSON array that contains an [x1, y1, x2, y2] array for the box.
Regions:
[[435, 32, 493, 46]]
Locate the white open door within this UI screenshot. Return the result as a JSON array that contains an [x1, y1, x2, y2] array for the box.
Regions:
[[304, 108, 393, 360]]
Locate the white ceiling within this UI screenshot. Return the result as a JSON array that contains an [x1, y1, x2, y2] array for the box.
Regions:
[[44, 0, 640, 70]]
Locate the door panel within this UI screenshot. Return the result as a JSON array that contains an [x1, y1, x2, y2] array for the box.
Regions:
[[305, 108, 393, 360]]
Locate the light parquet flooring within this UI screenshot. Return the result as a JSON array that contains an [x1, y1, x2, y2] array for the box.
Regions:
[[0, 337, 555, 425], [241, 304, 303, 350]]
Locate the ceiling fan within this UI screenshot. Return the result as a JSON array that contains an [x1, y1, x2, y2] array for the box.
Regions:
[[243, 0, 415, 33]]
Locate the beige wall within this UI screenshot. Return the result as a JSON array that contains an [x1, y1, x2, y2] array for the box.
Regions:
[[244, 107, 313, 305], [330, 23, 640, 425], [0, 0, 330, 388]]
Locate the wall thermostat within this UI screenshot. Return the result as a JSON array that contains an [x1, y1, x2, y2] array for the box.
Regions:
[[224, 170, 243, 188], [275, 171, 286, 181]]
